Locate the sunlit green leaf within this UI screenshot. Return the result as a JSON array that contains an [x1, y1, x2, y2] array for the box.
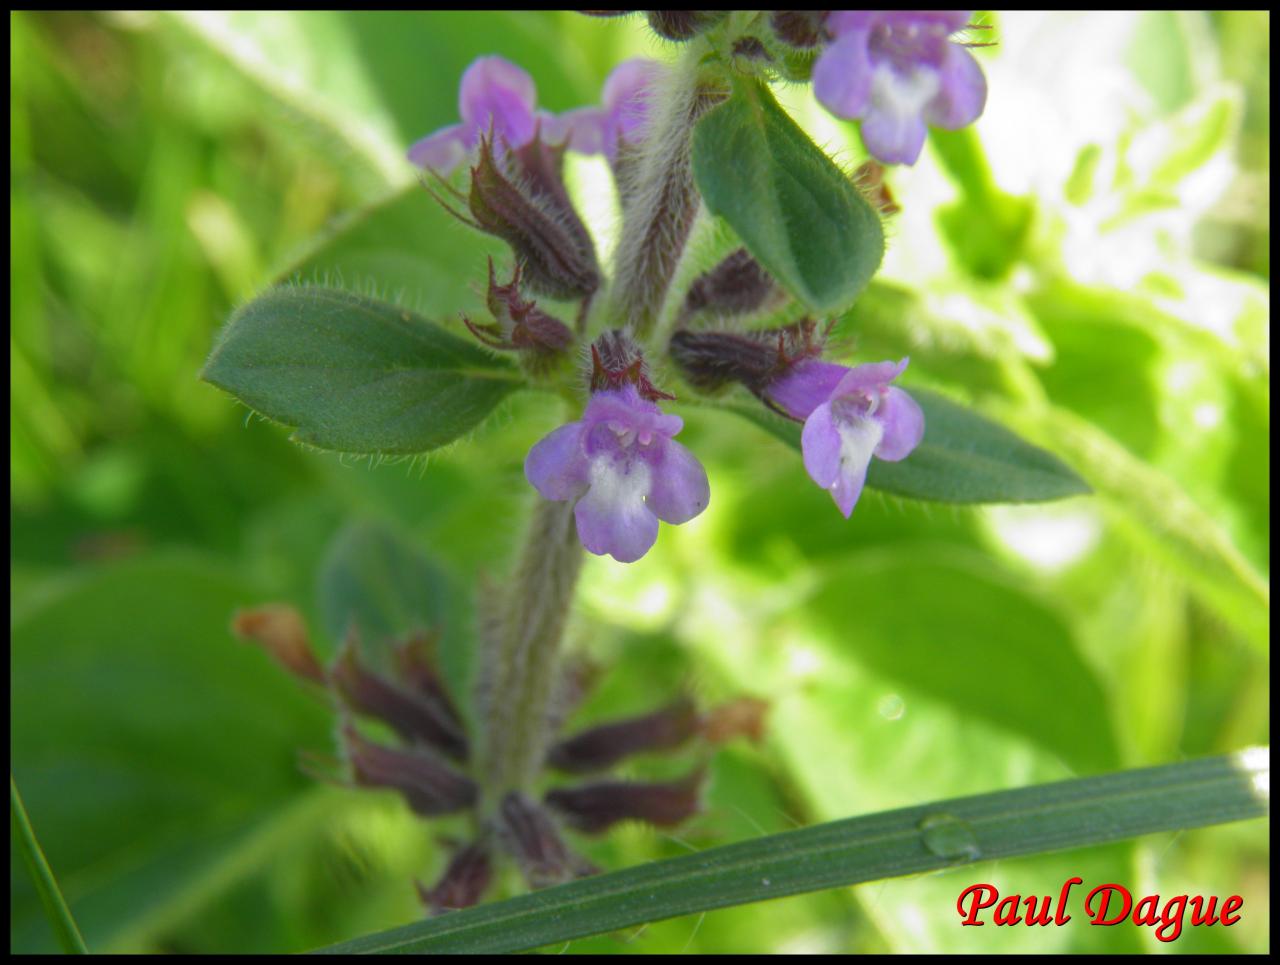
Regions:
[[810, 547, 1117, 772]]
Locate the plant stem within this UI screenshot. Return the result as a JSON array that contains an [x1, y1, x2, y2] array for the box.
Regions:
[[607, 45, 720, 340], [477, 497, 585, 804]]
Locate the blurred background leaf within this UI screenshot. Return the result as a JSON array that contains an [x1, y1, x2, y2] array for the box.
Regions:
[[10, 9, 1269, 954]]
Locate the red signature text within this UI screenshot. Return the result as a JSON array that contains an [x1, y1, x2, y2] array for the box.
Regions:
[[957, 878, 1243, 942]]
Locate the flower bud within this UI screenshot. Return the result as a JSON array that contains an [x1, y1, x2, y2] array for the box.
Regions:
[[701, 696, 769, 745], [341, 723, 477, 817], [545, 767, 705, 833], [731, 36, 773, 62], [646, 11, 726, 41], [589, 329, 674, 401], [547, 696, 699, 773], [464, 133, 601, 301], [770, 11, 830, 48], [463, 258, 574, 370], [496, 792, 598, 888], [231, 604, 325, 685], [668, 318, 824, 397], [416, 840, 494, 914], [331, 634, 469, 762], [679, 248, 786, 323], [392, 630, 467, 737]]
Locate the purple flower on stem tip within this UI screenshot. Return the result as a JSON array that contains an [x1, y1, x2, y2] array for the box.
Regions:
[[541, 58, 664, 161], [525, 385, 709, 563], [768, 358, 924, 518], [813, 11, 987, 165], [408, 56, 539, 173]]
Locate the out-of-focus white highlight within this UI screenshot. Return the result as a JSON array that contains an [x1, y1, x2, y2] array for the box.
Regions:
[[785, 642, 825, 682], [1192, 402, 1222, 429], [565, 152, 621, 266], [987, 504, 1102, 572], [1234, 746, 1269, 801]]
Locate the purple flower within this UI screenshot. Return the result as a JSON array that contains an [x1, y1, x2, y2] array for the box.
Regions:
[[408, 56, 539, 173], [768, 358, 924, 518], [525, 385, 709, 563], [813, 11, 987, 165], [541, 58, 664, 162]]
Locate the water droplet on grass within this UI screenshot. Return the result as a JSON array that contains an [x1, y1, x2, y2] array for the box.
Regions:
[[918, 813, 981, 862]]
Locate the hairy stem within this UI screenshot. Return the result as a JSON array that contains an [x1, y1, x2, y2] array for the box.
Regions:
[[477, 497, 585, 804], [608, 47, 722, 340]]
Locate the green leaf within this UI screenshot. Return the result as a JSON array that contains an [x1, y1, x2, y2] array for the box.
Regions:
[[161, 12, 409, 194], [11, 776, 88, 954], [313, 519, 475, 726], [9, 553, 332, 952], [272, 185, 503, 310], [810, 546, 1118, 772], [316, 520, 450, 659], [691, 79, 884, 313], [202, 286, 524, 454], [713, 388, 1091, 503], [1009, 402, 1270, 652], [318, 750, 1268, 954], [931, 127, 1035, 280]]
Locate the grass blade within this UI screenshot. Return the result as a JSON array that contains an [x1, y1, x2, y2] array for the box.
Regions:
[[11, 775, 89, 954], [316, 749, 1269, 954]]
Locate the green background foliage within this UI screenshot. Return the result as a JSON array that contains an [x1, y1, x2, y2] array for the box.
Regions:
[[10, 10, 1269, 954]]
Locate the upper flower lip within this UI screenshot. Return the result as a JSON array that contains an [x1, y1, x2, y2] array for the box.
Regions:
[[541, 58, 664, 162], [408, 55, 665, 173], [408, 56, 540, 172], [812, 11, 988, 166]]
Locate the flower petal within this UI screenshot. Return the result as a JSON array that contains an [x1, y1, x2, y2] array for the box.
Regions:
[[862, 64, 939, 165], [583, 387, 682, 445], [872, 10, 972, 34], [832, 357, 909, 397], [826, 10, 876, 36], [924, 43, 987, 129], [800, 401, 843, 489], [525, 421, 589, 501], [813, 31, 873, 119], [768, 360, 850, 420], [829, 412, 885, 518], [406, 123, 470, 173], [458, 56, 538, 148], [602, 58, 663, 146], [874, 386, 925, 461], [574, 457, 659, 563], [646, 440, 710, 525], [543, 106, 608, 154]]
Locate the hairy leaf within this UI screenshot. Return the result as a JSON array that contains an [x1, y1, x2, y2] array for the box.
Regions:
[[202, 287, 524, 454], [691, 79, 884, 313]]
